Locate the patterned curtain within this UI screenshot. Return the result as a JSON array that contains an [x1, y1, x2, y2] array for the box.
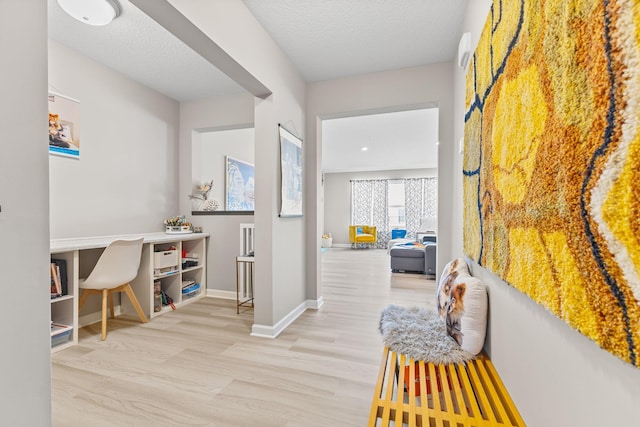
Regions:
[[404, 177, 438, 239], [350, 179, 388, 248]]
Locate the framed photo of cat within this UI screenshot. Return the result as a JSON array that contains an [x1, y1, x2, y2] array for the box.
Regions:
[[48, 92, 80, 159]]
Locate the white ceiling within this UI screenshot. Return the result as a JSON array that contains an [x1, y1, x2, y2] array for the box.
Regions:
[[322, 109, 439, 173], [47, 0, 467, 172], [242, 0, 467, 82], [47, 0, 245, 100]]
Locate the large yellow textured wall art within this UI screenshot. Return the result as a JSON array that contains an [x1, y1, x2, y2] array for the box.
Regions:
[[464, 0, 640, 367]]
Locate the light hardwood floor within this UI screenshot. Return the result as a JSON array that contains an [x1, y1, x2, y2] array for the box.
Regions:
[[52, 248, 436, 426]]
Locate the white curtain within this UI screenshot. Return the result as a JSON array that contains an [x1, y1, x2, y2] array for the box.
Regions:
[[350, 179, 388, 248], [351, 177, 437, 248], [404, 177, 438, 239]]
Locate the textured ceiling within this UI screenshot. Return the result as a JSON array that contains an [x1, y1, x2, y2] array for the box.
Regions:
[[48, 0, 466, 172], [48, 0, 244, 101], [242, 0, 468, 82]]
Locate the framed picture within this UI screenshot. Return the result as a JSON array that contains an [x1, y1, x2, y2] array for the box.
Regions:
[[279, 124, 303, 217], [48, 92, 80, 159], [225, 156, 255, 211]]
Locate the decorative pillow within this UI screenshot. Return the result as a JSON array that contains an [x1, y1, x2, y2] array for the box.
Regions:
[[355, 226, 363, 234], [436, 258, 488, 355], [391, 229, 407, 239]]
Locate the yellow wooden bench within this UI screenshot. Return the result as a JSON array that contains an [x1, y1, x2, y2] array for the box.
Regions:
[[368, 347, 525, 427]]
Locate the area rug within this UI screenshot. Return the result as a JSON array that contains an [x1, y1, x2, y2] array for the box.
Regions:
[[379, 305, 474, 365], [463, 0, 640, 368]]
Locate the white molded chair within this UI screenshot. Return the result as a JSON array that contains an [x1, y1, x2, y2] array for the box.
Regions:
[[78, 238, 147, 340]]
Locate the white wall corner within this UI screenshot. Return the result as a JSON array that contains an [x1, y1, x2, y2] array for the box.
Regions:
[[306, 296, 324, 310]]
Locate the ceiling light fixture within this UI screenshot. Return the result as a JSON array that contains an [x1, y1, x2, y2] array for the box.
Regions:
[[361, 147, 369, 151], [57, 0, 121, 26]]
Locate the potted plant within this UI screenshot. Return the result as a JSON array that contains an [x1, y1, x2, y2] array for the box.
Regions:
[[164, 215, 192, 234]]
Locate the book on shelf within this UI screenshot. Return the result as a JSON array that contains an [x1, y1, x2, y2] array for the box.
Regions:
[[181, 279, 196, 289], [50, 263, 62, 296], [50, 258, 68, 297]]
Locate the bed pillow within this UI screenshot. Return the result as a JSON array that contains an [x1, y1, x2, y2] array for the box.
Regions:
[[355, 226, 363, 234], [436, 258, 488, 355]]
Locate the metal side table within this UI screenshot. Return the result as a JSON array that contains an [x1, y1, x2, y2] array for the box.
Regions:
[[235, 255, 254, 313]]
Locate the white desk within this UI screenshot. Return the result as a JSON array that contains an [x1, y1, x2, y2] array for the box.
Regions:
[[50, 232, 209, 352], [50, 232, 208, 252]]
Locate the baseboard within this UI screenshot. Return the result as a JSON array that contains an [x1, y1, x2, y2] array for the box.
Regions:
[[331, 243, 351, 248], [206, 289, 236, 300], [251, 297, 323, 338], [306, 296, 324, 309], [79, 306, 122, 328]]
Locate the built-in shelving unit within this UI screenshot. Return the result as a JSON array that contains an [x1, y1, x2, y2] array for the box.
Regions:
[[50, 232, 208, 352]]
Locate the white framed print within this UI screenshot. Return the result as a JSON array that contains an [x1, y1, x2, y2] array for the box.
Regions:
[[48, 92, 80, 159], [278, 124, 303, 217]]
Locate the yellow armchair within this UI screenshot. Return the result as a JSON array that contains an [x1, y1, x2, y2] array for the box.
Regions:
[[349, 225, 377, 249]]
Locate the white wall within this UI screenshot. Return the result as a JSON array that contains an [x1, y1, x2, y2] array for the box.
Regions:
[[170, 0, 308, 333], [0, 2, 51, 425], [180, 94, 255, 295], [48, 40, 180, 238], [306, 64, 455, 302], [453, 2, 640, 425], [193, 126, 255, 210], [324, 168, 437, 245]]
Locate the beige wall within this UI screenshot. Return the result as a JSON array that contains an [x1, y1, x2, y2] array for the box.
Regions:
[[0, 1, 51, 424], [324, 168, 437, 245], [453, 2, 640, 425], [169, 0, 308, 333], [180, 94, 255, 295], [48, 40, 180, 238]]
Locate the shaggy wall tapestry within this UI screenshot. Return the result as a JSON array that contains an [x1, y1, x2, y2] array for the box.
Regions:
[[464, 0, 640, 367]]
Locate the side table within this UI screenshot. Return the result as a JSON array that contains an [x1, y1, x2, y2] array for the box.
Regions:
[[235, 256, 254, 314]]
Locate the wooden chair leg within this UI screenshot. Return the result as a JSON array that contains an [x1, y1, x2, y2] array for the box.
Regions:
[[108, 291, 115, 319], [80, 284, 147, 341], [78, 289, 91, 312], [101, 289, 108, 340], [123, 283, 148, 324]]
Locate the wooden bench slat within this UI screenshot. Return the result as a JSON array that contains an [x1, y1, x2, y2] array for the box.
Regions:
[[448, 363, 474, 427], [368, 346, 389, 426], [368, 347, 525, 427], [467, 358, 501, 424], [395, 353, 406, 426], [438, 364, 458, 418], [476, 356, 512, 425], [458, 362, 486, 427], [407, 358, 417, 427], [424, 363, 444, 427], [381, 348, 396, 425], [480, 355, 526, 427], [418, 361, 432, 426]]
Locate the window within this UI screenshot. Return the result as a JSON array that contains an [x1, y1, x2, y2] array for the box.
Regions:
[[388, 180, 405, 229], [351, 177, 437, 248]]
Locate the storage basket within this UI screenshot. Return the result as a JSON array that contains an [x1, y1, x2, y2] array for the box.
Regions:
[[154, 249, 178, 269]]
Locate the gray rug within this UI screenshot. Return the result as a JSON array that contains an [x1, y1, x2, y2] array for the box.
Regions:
[[379, 304, 474, 364]]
